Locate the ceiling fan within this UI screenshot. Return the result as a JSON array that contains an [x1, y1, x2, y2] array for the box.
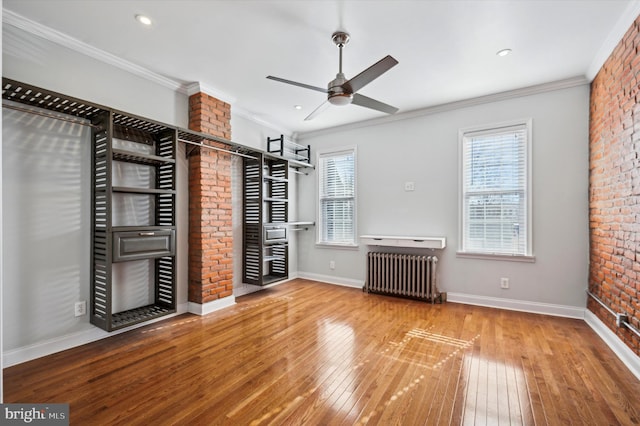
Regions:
[[267, 31, 399, 121]]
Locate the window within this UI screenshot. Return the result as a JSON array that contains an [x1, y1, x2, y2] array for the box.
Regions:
[[318, 148, 356, 246], [459, 120, 532, 258]]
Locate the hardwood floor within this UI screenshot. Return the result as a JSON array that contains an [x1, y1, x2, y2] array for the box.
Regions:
[[4, 279, 640, 425]]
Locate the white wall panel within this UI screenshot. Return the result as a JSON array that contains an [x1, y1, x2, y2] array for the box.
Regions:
[[297, 85, 590, 308]]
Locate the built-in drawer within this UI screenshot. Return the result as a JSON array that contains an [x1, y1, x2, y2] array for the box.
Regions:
[[113, 229, 175, 262], [263, 224, 287, 245]]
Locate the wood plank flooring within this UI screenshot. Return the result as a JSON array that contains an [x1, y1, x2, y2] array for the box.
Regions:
[[4, 279, 640, 425]]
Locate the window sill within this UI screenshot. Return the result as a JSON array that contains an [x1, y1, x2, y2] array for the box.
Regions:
[[315, 242, 359, 250], [456, 251, 536, 263]]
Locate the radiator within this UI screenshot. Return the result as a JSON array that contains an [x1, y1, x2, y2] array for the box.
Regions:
[[365, 252, 441, 303]]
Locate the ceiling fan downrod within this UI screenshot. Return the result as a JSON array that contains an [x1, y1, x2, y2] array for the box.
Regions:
[[329, 31, 352, 106], [332, 31, 350, 75]]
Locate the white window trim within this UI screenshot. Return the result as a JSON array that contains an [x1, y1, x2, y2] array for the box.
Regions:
[[316, 146, 358, 248], [457, 118, 534, 261]]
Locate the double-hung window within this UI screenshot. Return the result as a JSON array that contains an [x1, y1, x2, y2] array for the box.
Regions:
[[459, 120, 532, 259], [317, 148, 356, 246]]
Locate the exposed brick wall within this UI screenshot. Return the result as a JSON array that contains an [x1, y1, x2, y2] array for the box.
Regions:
[[589, 14, 640, 355], [188, 92, 234, 304]]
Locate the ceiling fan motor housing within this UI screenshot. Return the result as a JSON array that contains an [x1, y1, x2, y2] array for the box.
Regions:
[[328, 72, 353, 106]]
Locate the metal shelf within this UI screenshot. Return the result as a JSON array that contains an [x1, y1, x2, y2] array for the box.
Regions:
[[112, 225, 175, 233], [263, 197, 289, 203], [263, 274, 288, 285], [113, 148, 175, 166], [264, 255, 286, 262], [112, 112, 171, 136], [2, 79, 105, 121], [263, 175, 289, 183], [266, 134, 312, 167], [112, 186, 177, 195], [110, 304, 174, 330]]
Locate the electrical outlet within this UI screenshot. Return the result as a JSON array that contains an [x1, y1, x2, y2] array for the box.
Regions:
[[329, 260, 335, 270], [404, 181, 415, 191], [500, 278, 509, 289], [75, 301, 86, 317]]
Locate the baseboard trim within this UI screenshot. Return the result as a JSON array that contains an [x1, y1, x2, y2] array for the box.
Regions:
[[584, 310, 640, 381], [3, 302, 190, 367], [297, 272, 364, 289], [188, 296, 236, 316], [233, 283, 264, 297], [446, 292, 586, 319]]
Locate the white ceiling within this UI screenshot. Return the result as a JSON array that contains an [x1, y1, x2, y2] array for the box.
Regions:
[[3, 0, 639, 135]]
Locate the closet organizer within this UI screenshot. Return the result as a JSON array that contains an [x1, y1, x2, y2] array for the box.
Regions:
[[2, 78, 313, 331], [2, 79, 215, 330]]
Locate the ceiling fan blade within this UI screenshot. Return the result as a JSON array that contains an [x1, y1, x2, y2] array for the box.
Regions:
[[304, 101, 330, 121], [352, 93, 399, 114], [341, 55, 398, 94], [266, 76, 327, 93]]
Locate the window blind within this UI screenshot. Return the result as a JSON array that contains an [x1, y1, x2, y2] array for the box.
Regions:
[[318, 150, 355, 244], [461, 124, 528, 256]]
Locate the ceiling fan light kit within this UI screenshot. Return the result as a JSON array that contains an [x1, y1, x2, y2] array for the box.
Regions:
[[328, 91, 353, 106], [266, 31, 399, 120]]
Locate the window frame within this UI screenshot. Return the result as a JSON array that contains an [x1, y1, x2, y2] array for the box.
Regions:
[[316, 146, 358, 248], [457, 119, 534, 262]]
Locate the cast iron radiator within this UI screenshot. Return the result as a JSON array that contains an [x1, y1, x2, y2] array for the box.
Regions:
[[364, 252, 441, 303]]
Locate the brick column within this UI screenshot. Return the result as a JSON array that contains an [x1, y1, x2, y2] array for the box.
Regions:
[[188, 91, 234, 306]]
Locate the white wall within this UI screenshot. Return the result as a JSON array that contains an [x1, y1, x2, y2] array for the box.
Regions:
[[3, 104, 93, 349], [296, 84, 590, 310]]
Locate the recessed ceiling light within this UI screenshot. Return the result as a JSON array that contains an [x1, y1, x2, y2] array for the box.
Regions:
[[496, 48, 512, 57], [135, 14, 152, 26], [294, 105, 303, 110]]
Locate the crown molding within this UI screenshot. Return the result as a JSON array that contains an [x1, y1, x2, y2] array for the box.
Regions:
[[184, 82, 236, 105], [296, 76, 589, 140], [587, 0, 640, 80]]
